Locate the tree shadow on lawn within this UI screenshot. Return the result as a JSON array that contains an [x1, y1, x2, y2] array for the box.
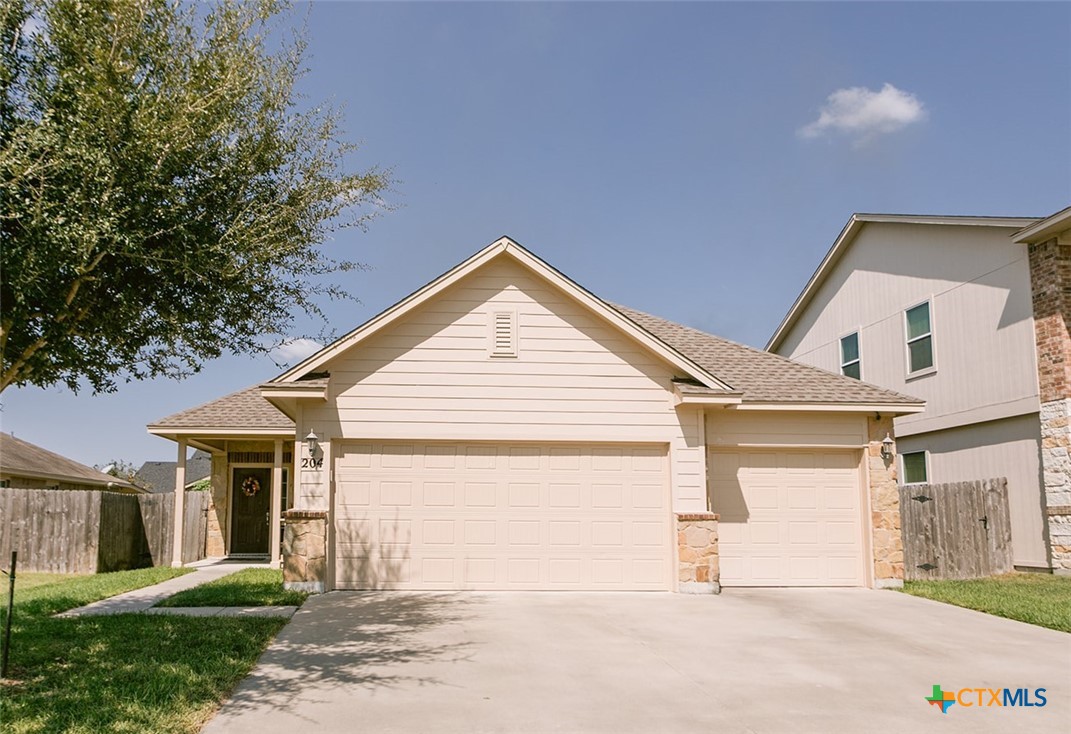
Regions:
[[216, 591, 483, 720], [1, 613, 285, 734]]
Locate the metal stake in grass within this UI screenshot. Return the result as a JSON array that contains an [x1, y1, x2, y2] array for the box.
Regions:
[[1, 551, 15, 678]]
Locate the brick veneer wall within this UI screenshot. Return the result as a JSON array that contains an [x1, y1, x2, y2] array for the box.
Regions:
[[868, 415, 904, 587], [1029, 235, 1071, 573]]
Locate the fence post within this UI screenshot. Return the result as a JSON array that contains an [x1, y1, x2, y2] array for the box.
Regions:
[[2, 551, 16, 678]]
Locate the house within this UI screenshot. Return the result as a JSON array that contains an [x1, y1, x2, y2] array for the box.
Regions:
[[767, 207, 1071, 574], [148, 237, 923, 592], [0, 431, 143, 494], [135, 450, 213, 493]]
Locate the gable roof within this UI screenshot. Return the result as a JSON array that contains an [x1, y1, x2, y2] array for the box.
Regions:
[[614, 306, 921, 406], [135, 451, 213, 493], [0, 432, 141, 490], [147, 386, 294, 434], [270, 237, 735, 393], [766, 213, 1040, 352]]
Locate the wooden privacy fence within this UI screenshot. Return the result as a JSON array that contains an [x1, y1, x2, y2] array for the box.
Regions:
[[899, 478, 1013, 581], [0, 488, 209, 574]]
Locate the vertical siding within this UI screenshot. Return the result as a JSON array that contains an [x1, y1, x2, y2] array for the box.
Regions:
[[294, 257, 694, 511], [897, 414, 1047, 567]]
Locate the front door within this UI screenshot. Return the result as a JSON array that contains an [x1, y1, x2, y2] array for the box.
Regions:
[[231, 467, 271, 555]]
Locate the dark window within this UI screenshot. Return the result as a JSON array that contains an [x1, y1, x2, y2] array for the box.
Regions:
[[905, 302, 934, 373], [840, 332, 861, 379], [902, 451, 928, 484]]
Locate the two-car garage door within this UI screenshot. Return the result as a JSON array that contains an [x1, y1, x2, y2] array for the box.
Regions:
[[333, 442, 672, 590]]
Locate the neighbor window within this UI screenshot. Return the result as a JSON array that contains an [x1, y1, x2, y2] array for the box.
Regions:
[[840, 332, 861, 379], [905, 302, 934, 374], [901, 451, 928, 484]]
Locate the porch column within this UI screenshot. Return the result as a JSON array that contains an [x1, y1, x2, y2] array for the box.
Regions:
[[270, 439, 283, 568], [171, 439, 187, 566]]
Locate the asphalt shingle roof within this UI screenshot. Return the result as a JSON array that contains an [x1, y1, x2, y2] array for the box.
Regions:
[[135, 451, 213, 493], [0, 432, 140, 488], [612, 305, 921, 405], [149, 386, 294, 430]]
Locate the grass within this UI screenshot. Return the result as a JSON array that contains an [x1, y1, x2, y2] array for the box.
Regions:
[[157, 568, 308, 608], [901, 572, 1071, 633], [1, 569, 288, 734]]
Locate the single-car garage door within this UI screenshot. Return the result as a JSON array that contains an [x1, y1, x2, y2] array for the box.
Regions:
[[710, 449, 865, 587], [334, 442, 671, 590]]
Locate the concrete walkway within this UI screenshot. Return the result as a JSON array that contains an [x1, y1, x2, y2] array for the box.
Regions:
[[145, 606, 297, 618], [57, 559, 269, 617]]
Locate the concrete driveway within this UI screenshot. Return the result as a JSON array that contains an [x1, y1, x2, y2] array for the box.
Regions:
[[203, 589, 1068, 733]]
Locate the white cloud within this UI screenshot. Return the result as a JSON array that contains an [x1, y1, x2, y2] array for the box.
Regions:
[[271, 338, 323, 364], [799, 83, 926, 145]]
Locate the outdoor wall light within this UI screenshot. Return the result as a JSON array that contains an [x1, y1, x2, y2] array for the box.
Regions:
[[880, 433, 894, 460], [305, 430, 320, 456]]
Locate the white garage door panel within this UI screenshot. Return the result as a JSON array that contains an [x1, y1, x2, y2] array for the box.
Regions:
[[335, 443, 670, 590], [711, 450, 865, 587]]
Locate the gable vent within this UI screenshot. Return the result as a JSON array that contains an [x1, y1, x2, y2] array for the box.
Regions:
[[490, 311, 517, 357]]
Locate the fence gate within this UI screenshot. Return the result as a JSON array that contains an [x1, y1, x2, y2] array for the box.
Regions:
[[899, 478, 1013, 581]]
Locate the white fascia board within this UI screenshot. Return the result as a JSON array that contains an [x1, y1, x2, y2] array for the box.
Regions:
[[1, 467, 137, 490], [730, 401, 926, 415], [260, 386, 327, 401], [146, 427, 294, 438], [270, 237, 732, 390], [1012, 205, 1071, 244]]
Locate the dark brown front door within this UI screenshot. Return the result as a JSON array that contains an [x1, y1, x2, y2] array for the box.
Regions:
[[231, 467, 271, 555]]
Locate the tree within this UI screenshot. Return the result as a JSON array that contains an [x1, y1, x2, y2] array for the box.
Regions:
[[0, 0, 390, 393]]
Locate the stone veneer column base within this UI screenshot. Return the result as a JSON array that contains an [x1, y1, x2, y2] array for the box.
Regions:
[[282, 509, 328, 593], [868, 415, 904, 586], [1041, 399, 1071, 574], [677, 513, 720, 594]]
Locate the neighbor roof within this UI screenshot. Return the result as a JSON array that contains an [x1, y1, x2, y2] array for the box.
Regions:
[[614, 306, 921, 406], [0, 432, 140, 490], [147, 386, 294, 433], [765, 213, 1040, 352], [135, 451, 213, 493]]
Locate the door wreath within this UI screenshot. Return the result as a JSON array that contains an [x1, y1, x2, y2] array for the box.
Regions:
[[241, 476, 261, 497]]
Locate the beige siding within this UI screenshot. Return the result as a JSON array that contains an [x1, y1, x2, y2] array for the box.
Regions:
[[897, 415, 1048, 568], [707, 411, 868, 448], [778, 222, 1040, 430], [297, 258, 704, 513]]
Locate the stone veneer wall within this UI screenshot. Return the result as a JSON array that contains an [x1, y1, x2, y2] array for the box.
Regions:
[[282, 509, 328, 593], [1028, 235, 1071, 573], [676, 513, 719, 594], [868, 415, 904, 587]]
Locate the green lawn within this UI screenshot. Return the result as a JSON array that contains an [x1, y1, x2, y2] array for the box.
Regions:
[[157, 568, 308, 608], [0, 569, 288, 734], [901, 573, 1071, 633]]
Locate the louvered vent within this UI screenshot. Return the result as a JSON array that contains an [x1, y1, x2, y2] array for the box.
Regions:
[[490, 311, 517, 357]]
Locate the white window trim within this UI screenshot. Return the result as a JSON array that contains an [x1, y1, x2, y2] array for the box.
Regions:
[[903, 299, 936, 379], [489, 310, 518, 358], [839, 328, 862, 379], [900, 450, 930, 485]]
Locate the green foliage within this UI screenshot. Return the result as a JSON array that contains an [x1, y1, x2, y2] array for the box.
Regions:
[[1, 570, 284, 733], [0, 0, 391, 393], [188, 477, 211, 491], [901, 573, 1071, 633], [157, 567, 307, 607]]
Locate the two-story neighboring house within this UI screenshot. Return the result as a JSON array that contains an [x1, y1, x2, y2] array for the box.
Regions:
[[767, 207, 1071, 574]]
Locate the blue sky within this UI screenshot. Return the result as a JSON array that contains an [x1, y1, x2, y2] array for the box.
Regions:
[[4, 1, 1069, 467]]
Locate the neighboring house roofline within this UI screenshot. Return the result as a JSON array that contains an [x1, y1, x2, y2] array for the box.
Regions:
[[765, 213, 1041, 353], [269, 236, 737, 393], [0, 432, 142, 491], [1012, 204, 1071, 244]]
